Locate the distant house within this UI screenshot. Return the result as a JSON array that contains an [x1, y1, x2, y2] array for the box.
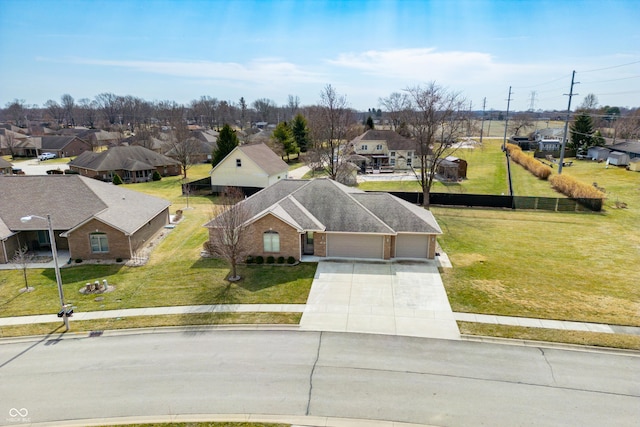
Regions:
[[0, 157, 12, 175], [607, 151, 630, 166], [68, 146, 181, 182], [0, 175, 171, 264], [0, 129, 30, 156], [350, 130, 416, 172], [587, 146, 610, 161], [437, 156, 468, 181], [205, 178, 442, 260], [508, 136, 534, 150], [35, 136, 92, 158], [537, 138, 562, 152], [210, 143, 288, 193]]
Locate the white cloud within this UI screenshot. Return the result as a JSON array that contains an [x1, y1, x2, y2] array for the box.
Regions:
[[63, 57, 326, 84]]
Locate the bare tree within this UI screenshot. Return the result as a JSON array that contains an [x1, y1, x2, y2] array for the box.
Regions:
[[3, 131, 19, 159], [5, 99, 26, 127], [60, 94, 75, 127], [252, 98, 276, 123], [95, 92, 123, 126], [44, 99, 65, 128], [509, 112, 534, 136], [379, 92, 410, 130], [306, 85, 357, 181], [404, 82, 468, 208], [77, 98, 98, 128], [286, 94, 300, 120], [12, 237, 34, 292], [207, 187, 251, 281], [165, 119, 199, 179]]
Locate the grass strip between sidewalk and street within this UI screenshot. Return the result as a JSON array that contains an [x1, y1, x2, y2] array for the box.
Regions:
[[458, 321, 640, 350], [98, 423, 289, 427], [0, 312, 302, 339]]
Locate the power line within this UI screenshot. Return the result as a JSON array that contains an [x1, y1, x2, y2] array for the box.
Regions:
[[581, 75, 640, 85], [577, 60, 640, 73]]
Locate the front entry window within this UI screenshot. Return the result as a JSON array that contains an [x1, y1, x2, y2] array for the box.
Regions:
[[90, 233, 109, 253], [263, 231, 280, 252]]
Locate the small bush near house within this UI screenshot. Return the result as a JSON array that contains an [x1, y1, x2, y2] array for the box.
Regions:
[[112, 174, 123, 185], [266, 256, 275, 264], [116, 257, 123, 263], [255, 256, 264, 264], [152, 170, 162, 181], [174, 209, 183, 222], [246, 255, 254, 264], [287, 256, 296, 264], [75, 258, 83, 263], [277, 256, 285, 264]]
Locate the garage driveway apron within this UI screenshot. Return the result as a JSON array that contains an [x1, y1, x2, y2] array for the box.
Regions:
[[299, 261, 460, 340]]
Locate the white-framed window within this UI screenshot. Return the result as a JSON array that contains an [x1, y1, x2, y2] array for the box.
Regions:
[[361, 144, 368, 150], [236, 159, 242, 167], [90, 233, 109, 253], [390, 151, 396, 158], [390, 157, 396, 166], [376, 144, 383, 150], [263, 231, 280, 252]]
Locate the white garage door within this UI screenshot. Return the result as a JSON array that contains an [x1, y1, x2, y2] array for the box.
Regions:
[[396, 234, 429, 258], [327, 234, 384, 259]]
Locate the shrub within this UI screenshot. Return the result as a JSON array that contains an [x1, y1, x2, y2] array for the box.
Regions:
[[75, 258, 83, 263], [255, 256, 264, 264], [266, 256, 275, 264], [287, 256, 296, 264], [112, 174, 123, 185], [505, 143, 553, 180], [277, 256, 285, 264], [116, 257, 123, 263], [550, 174, 606, 199], [152, 170, 162, 181], [174, 209, 183, 222], [246, 255, 254, 264]]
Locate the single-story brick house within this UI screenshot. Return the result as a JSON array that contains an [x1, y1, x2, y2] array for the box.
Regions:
[[69, 146, 181, 182], [0, 175, 171, 263], [205, 178, 442, 261]]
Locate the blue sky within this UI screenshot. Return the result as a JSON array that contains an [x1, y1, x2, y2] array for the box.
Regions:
[[1, 0, 638, 112]]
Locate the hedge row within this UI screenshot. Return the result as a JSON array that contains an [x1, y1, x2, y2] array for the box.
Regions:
[[549, 174, 606, 200], [506, 143, 553, 180], [246, 255, 296, 265]]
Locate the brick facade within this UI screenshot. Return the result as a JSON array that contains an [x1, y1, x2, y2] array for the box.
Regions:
[[227, 214, 301, 260]]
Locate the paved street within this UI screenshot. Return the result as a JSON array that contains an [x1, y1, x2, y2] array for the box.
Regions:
[[1, 330, 638, 427]]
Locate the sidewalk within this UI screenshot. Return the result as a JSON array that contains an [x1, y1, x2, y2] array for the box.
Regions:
[[1, 303, 638, 336]]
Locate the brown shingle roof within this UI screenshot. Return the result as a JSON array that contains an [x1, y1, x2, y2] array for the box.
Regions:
[[69, 146, 179, 171], [236, 143, 288, 175]]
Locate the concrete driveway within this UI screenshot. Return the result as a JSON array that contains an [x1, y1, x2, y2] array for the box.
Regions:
[[299, 260, 460, 340]]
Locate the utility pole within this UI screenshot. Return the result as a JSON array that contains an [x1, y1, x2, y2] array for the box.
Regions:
[[480, 97, 486, 144], [558, 71, 579, 174], [502, 86, 513, 150]]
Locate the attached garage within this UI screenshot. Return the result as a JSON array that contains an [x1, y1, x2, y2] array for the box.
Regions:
[[395, 234, 429, 259], [326, 233, 384, 259]]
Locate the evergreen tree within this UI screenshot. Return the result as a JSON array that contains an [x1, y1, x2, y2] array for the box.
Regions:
[[272, 121, 299, 162], [112, 174, 123, 185], [570, 113, 596, 152], [366, 116, 375, 130], [212, 124, 239, 167], [291, 113, 310, 152]]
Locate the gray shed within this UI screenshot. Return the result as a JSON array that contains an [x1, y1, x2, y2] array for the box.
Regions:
[[587, 146, 610, 161], [607, 151, 630, 166]]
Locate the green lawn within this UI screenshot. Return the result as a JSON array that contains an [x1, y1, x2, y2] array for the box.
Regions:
[[0, 169, 316, 318]]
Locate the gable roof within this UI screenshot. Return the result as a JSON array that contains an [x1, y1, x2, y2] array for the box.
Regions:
[[0, 175, 170, 239], [0, 158, 12, 168], [69, 146, 179, 171], [609, 141, 640, 155], [351, 130, 415, 151], [205, 178, 441, 235], [211, 143, 288, 176]]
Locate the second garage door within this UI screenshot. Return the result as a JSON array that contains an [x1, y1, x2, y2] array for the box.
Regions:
[[395, 234, 429, 258], [326, 234, 384, 259]]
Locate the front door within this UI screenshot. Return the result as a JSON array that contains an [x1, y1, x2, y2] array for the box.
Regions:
[[303, 232, 314, 255]]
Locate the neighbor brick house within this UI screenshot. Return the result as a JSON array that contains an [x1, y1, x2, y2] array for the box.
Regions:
[[205, 178, 442, 261], [68, 146, 181, 182], [0, 175, 171, 263]]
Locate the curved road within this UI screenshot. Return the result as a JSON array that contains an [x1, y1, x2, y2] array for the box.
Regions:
[[1, 329, 638, 426]]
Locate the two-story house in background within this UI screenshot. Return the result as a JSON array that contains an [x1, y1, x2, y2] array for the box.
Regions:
[[350, 130, 416, 173]]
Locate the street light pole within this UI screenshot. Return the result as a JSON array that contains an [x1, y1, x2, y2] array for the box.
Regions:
[[20, 214, 69, 331]]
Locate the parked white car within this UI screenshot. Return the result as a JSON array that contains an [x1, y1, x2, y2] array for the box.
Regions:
[[39, 152, 57, 160]]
